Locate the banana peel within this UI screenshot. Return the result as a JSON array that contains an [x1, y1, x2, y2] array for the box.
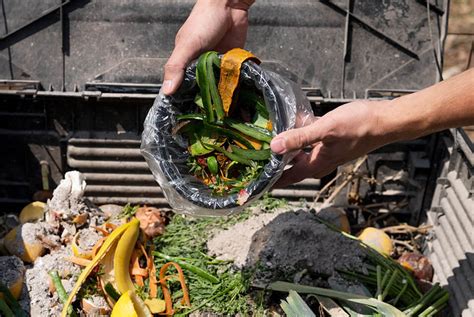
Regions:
[[98, 243, 118, 307], [114, 220, 152, 317], [61, 221, 131, 317], [111, 291, 138, 317], [62, 218, 153, 317]]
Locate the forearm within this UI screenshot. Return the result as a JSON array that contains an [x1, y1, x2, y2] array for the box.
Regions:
[[378, 69, 474, 143]]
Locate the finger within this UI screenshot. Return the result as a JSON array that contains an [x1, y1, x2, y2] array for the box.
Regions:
[[270, 119, 326, 154], [274, 144, 336, 188], [273, 152, 311, 188], [162, 48, 194, 95]]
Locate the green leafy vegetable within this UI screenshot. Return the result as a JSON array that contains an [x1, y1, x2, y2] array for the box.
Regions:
[[178, 50, 274, 195]]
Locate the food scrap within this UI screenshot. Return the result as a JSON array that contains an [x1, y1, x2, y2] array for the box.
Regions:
[[176, 48, 273, 195]]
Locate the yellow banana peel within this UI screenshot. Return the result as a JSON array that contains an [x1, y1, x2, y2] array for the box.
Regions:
[[71, 232, 93, 259], [111, 290, 138, 317], [114, 219, 140, 294], [61, 218, 151, 317], [61, 220, 134, 317], [114, 219, 151, 317]]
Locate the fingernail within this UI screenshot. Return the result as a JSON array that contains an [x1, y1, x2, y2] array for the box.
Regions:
[[162, 80, 173, 94], [271, 137, 286, 154]]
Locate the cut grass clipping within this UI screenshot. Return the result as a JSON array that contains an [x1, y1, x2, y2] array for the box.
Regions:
[[175, 48, 273, 196], [152, 211, 254, 316]]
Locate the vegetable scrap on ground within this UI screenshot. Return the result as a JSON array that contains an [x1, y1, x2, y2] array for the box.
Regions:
[[0, 171, 449, 316]]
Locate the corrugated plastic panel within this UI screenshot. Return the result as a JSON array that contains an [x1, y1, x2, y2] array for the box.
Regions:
[[427, 131, 474, 317]]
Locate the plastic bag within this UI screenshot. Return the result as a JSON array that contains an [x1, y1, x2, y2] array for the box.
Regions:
[[141, 59, 312, 216]]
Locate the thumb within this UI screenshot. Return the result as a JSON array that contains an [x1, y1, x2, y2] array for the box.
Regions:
[[162, 46, 197, 95], [270, 120, 325, 154]]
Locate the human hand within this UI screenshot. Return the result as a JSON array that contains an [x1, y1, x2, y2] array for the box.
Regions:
[[270, 100, 391, 187], [162, 0, 254, 95]]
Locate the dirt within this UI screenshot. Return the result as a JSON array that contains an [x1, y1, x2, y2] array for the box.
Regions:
[[5, 222, 46, 257], [47, 171, 87, 217], [98, 204, 124, 219], [77, 227, 101, 251], [207, 209, 287, 268], [0, 255, 25, 289], [207, 209, 366, 285], [21, 247, 80, 317]]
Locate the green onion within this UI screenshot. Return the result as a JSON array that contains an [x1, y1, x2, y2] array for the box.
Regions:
[[230, 145, 271, 161], [224, 118, 273, 143]]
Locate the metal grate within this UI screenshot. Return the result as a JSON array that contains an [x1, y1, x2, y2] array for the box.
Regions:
[[67, 137, 320, 208]]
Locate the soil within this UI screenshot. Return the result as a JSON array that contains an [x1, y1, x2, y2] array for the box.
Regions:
[[77, 227, 101, 251], [207, 209, 367, 286], [5, 223, 46, 256], [0, 255, 25, 289], [207, 208, 287, 268], [21, 247, 80, 317]]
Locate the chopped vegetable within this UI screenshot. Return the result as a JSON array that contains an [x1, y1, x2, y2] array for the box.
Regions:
[[154, 252, 219, 284], [358, 227, 393, 256], [49, 271, 76, 317], [104, 282, 121, 302], [159, 262, 191, 315], [19, 201, 45, 224], [196, 51, 224, 123], [177, 49, 273, 195], [218, 48, 260, 115]]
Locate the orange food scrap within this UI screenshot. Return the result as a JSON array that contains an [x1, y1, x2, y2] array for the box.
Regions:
[[218, 48, 260, 116]]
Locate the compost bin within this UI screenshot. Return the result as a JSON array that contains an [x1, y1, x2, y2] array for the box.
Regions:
[[0, 0, 472, 316]]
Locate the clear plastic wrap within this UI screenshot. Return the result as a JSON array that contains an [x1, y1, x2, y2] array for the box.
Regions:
[[141, 59, 312, 216]]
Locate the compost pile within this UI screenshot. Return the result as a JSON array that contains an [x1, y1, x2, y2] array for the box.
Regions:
[[0, 169, 450, 316], [0, 49, 450, 316]]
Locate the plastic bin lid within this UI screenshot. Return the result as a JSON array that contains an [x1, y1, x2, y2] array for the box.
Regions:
[[0, 0, 447, 97]]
